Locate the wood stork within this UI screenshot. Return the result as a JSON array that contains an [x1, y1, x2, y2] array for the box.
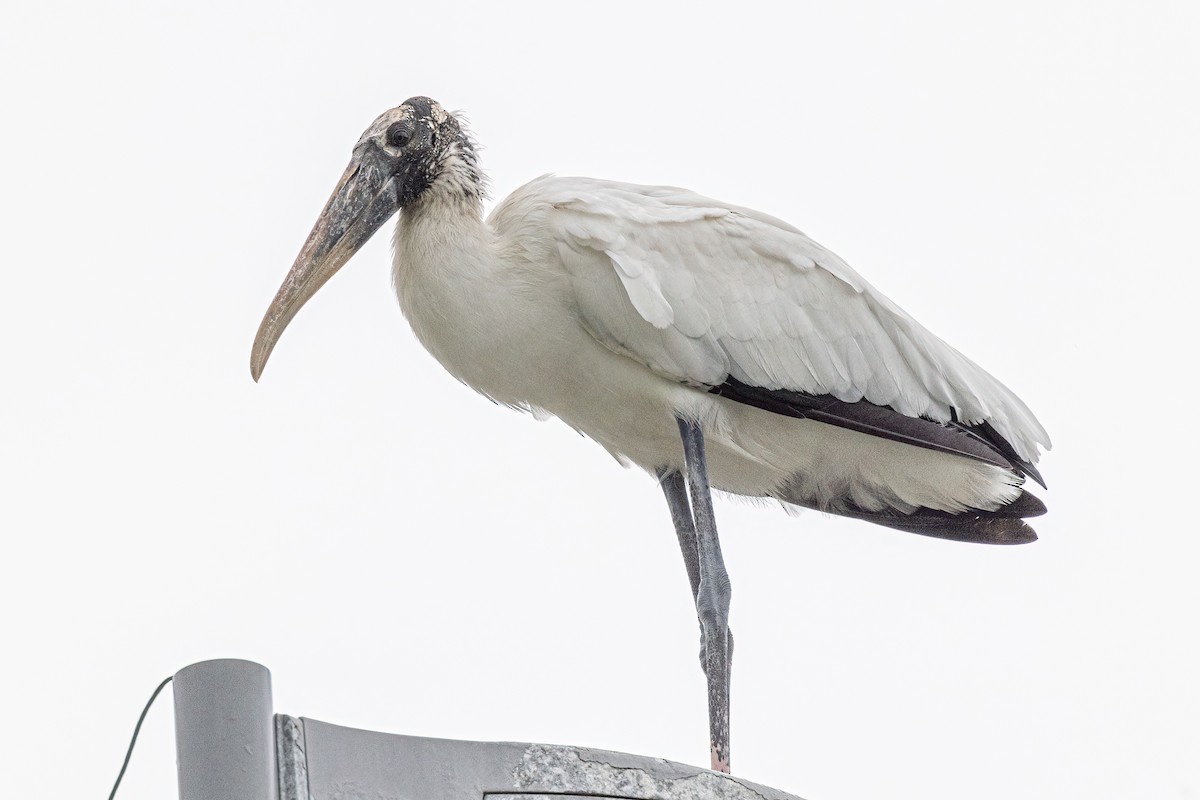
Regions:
[[251, 97, 1050, 774]]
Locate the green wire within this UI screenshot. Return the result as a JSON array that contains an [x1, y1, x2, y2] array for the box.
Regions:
[[107, 675, 173, 800]]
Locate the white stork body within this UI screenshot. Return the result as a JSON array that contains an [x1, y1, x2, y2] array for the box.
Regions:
[[393, 174, 1048, 519], [252, 98, 1051, 773]]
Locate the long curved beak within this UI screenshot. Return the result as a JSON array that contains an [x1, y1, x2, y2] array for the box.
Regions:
[[250, 144, 400, 381]]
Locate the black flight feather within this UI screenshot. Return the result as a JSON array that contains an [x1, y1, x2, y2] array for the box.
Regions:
[[711, 377, 1040, 484], [709, 378, 1047, 543]]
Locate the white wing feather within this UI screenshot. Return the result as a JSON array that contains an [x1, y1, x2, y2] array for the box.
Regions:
[[489, 176, 1050, 464]]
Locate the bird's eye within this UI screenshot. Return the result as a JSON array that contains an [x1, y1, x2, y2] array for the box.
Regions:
[[386, 122, 413, 148]]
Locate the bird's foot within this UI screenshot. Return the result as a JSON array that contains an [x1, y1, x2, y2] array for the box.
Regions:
[[710, 744, 730, 774]]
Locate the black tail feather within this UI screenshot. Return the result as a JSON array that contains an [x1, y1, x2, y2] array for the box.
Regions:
[[782, 489, 1046, 545], [840, 506, 1040, 545]]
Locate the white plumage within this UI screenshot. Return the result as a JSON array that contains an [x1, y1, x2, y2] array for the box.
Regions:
[[391, 172, 1048, 517]]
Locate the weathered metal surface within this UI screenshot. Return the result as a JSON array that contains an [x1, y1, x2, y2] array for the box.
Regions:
[[299, 717, 803, 800], [275, 714, 310, 800], [173, 659, 277, 800], [171, 659, 804, 800]]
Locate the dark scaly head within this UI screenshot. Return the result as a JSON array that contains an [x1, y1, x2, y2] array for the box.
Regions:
[[361, 96, 485, 209], [250, 97, 483, 381]]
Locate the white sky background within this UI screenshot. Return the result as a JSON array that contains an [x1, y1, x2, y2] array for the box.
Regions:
[[3, 1, 1197, 798]]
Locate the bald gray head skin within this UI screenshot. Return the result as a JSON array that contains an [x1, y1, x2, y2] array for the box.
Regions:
[[251, 96, 479, 381]]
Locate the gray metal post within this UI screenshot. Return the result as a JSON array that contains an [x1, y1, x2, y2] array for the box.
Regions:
[[173, 659, 277, 800]]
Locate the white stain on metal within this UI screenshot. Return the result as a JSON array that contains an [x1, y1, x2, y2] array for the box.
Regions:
[[513, 743, 792, 800]]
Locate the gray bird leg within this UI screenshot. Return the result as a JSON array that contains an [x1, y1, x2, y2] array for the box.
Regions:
[[675, 416, 732, 774], [657, 468, 703, 607], [657, 468, 734, 673]]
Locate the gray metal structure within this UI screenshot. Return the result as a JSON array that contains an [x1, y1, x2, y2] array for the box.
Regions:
[[172, 658, 805, 800]]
